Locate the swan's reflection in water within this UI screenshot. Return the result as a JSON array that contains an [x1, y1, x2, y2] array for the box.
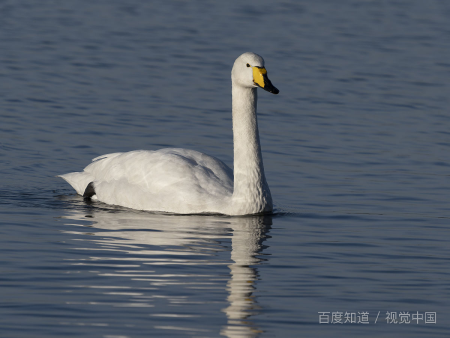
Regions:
[[62, 206, 271, 337], [221, 216, 270, 338]]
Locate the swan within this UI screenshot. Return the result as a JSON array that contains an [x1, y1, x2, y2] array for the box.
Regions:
[[59, 52, 279, 215]]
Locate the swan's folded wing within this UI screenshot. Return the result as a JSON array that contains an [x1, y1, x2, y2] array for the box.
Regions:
[[60, 149, 233, 212]]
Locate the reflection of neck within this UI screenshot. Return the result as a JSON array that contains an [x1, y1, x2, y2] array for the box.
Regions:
[[221, 217, 270, 338], [231, 83, 272, 215]]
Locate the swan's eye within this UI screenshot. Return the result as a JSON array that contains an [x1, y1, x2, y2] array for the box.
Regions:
[[246, 63, 250, 67]]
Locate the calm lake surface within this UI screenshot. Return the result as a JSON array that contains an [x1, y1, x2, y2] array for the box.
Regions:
[[1, 0, 449, 337]]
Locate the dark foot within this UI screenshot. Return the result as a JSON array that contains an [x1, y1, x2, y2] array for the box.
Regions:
[[83, 182, 96, 200]]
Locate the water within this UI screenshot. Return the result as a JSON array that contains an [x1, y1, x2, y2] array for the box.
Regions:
[[1, 0, 449, 337]]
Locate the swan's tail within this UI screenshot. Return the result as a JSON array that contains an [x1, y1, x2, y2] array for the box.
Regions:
[[58, 172, 95, 196]]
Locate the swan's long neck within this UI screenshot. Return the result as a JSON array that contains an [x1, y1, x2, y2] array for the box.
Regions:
[[231, 83, 272, 214]]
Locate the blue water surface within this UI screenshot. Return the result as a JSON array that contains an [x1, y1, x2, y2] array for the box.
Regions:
[[1, 1, 449, 337]]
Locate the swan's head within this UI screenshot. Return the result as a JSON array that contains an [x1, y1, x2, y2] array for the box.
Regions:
[[232, 52, 279, 94]]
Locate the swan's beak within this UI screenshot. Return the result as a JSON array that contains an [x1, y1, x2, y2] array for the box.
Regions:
[[253, 67, 279, 94]]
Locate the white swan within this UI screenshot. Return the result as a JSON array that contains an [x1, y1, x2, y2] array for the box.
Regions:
[[59, 52, 279, 215]]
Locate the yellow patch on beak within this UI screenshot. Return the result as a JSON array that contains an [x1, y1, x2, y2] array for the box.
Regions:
[[252, 67, 267, 88]]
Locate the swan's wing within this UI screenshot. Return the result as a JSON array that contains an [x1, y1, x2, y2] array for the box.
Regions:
[[84, 148, 233, 190], [60, 149, 234, 212]]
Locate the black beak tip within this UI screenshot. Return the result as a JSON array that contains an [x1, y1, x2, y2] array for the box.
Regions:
[[256, 77, 279, 95], [263, 78, 279, 95], [264, 85, 279, 95]]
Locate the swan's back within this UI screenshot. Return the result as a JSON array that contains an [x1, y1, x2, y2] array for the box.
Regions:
[[60, 148, 234, 213]]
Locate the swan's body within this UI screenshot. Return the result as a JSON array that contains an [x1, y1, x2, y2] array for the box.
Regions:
[[60, 52, 279, 215]]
